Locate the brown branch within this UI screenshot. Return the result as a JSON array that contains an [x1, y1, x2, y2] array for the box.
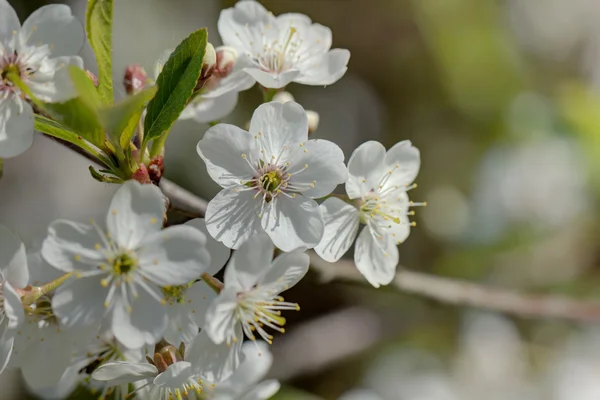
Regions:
[[309, 252, 600, 323], [49, 135, 600, 323]]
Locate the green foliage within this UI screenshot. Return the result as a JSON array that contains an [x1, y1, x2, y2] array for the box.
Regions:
[[86, 0, 114, 104], [143, 28, 208, 155]]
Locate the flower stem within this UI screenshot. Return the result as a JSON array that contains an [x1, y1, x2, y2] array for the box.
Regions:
[[21, 272, 73, 305], [262, 87, 278, 103], [201, 273, 223, 293]]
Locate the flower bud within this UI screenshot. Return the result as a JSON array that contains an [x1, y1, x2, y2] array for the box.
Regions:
[[195, 42, 216, 92], [86, 70, 98, 87], [124, 64, 147, 94], [215, 46, 238, 78], [273, 91, 295, 104], [307, 110, 319, 134]]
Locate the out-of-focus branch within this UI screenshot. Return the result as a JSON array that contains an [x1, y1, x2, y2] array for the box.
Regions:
[[309, 252, 600, 322], [50, 137, 600, 323]]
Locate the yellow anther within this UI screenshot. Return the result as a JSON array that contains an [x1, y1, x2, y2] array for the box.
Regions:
[[100, 278, 110, 287], [150, 217, 157, 224]]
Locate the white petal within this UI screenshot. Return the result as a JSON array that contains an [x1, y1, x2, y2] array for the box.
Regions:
[[187, 329, 242, 382], [41, 220, 104, 272], [0, 333, 13, 375], [225, 233, 274, 291], [19, 4, 84, 57], [111, 290, 168, 349], [354, 226, 399, 288], [382, 140, 421, 188], [0, 225, 28, 288], [218, 0, 273, 50], [153, 361, 194, 387], [203, 288, 239, 345], [286, 138, 347, 198], [0, 97, 34, 158], [137, 225, 209, 286], [106, 180, 165, 249], [0, 0, 20, 43], [249, 101, 308, 164], [3, 281, 24, 329], [163, 282, 215, 345], [23, 365, 80, 400], [276, 12, 312, 26], [28, 56, 83, 102], [92, 361, 157, 385], [295, 49, 350, 86], [314, 198, 360, 262], [204, 189, 263, 250], [345, 141, 387, 199], [185, 219, 230, 276], [258, 250, 309, 292], [52, 276, 107, 327], [197, 123, 257, 188], [239, 380, 281, 400], [261, 195, 323, 252], [187, 92, 239, 124], [26, 252, 63, 287], [202, 68, 256, 100], [243, 68, 300, 89]]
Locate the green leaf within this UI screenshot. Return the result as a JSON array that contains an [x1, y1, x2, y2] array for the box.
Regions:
[[34, 115, 110, 166], [97, 86, 157, 147], [68, 66, 102, 109], [144, 28, 208, 155], [41, 99, 104, 147], [86, 0, 114, 104]]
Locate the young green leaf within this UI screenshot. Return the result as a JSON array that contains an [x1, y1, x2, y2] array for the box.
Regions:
[[86, 0, 114, 104], [97, 86, 157, 147], [143, 28, 208, 154]]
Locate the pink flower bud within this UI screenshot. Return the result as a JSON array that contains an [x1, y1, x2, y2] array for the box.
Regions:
[[124, 64, 147, 94], [214, 46, 238, 78]]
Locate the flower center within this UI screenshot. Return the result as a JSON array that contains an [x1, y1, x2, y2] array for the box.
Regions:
[[161, 284, 188, 305], [111, 252, 137, 276], [359, 196, 401, 225], [261, 170, 283, 193], [254, 26, 301, 74]]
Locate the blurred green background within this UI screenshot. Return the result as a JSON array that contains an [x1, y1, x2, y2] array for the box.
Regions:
[[4, 0, 600, 399]]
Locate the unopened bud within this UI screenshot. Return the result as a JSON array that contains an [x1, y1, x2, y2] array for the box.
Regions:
[[214, 46, 238, 78], [124, 64, 147, 94], [307, 110, 320, 134], [273, 91, 295, 104], [86, 70, 98, 87], [195, 43, 216, 92]]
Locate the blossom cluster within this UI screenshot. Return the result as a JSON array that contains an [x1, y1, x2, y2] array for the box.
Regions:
[[0, 0, 423, 398]]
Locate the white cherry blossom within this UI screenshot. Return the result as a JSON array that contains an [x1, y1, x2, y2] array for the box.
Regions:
[[0, 0, 84, 158], [315, 140, 423, 288], [204, 233, 309, 346], [92, 331, 242, 400], [218, 0, 350, 89], [162, 218, 230, 346], [0, 225, 28, 375], [41, 181, 212, 349], [154, 45, 255, 124], [197, 101, 347, 251], [204, 341, 280, 400]]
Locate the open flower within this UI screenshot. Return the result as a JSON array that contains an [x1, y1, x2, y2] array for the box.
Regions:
[[315, 140, 423, 287], [154, 45, 255, 124], [0, 0, 84, 158], [0, 225, 28, 375], [41, 181, 212, 349], [204, 233, 309, 346], [218, 0, 350, 89], [92, 332, 241, 400], [162, 219, 230, 346], [204, 341, 280, 400], [197, 101, 347, 251]]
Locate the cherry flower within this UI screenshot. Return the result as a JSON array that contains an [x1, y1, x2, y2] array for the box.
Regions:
[[315, 140, 423, 287], [154, 45, 255, 124], [197, 101, 347, 251], [92, 332, 242, 400], [162, 219, 230, 346], [41, 181, 213, 349], [0, 0, 84, 158], [203, 341, 280, 400], [0, 225, 29, 375], [204, 233, 309, 346], [218, 0, 350, 89]]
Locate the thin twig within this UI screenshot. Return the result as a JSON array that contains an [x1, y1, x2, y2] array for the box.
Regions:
[[309, 252, 600, 323], [48, 135, 600, 323]]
